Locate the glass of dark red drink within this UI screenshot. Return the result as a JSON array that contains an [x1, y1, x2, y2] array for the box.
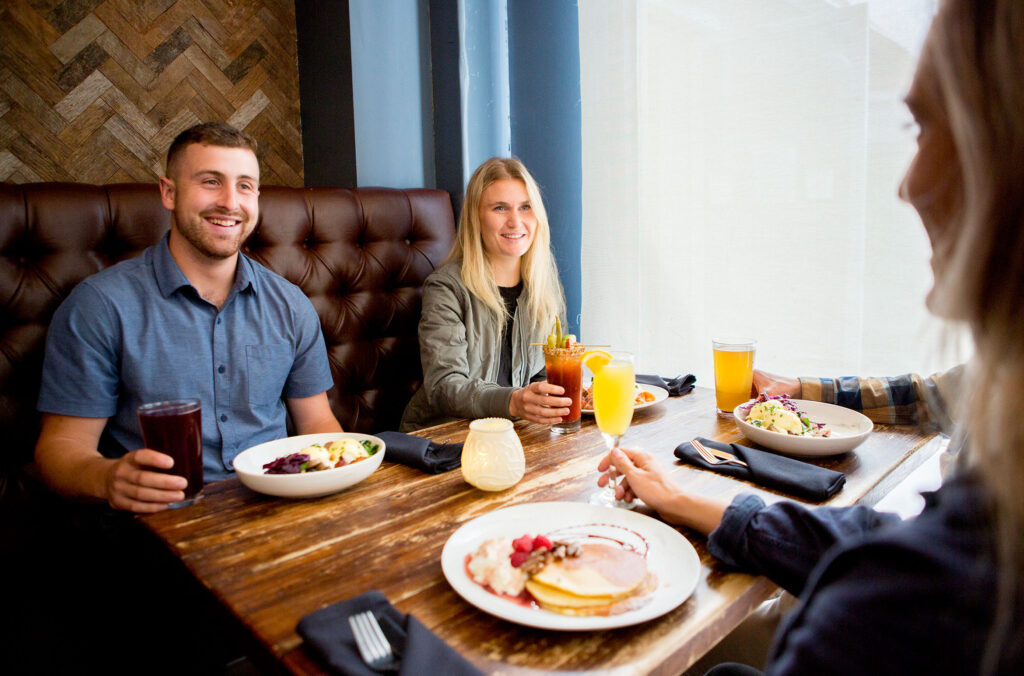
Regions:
[[138, 399, 203, 505], [542, 344, 585, 433]]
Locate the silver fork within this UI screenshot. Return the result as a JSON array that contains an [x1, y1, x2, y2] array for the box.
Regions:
[[691, 439, 748, 468], [348, 610, 395, 670]]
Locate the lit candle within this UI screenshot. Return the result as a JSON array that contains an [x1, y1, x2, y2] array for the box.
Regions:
[[460, 418, 525, 491]]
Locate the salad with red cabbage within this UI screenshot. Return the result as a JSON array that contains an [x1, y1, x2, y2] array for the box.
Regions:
[[740, 394, 830, 437]]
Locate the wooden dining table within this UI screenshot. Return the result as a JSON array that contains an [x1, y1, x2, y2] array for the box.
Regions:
[[139, 387, 941, 675]]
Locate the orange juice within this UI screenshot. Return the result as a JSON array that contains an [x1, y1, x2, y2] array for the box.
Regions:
[[712, 339, 756, 414], [593, 357, 635, 438]]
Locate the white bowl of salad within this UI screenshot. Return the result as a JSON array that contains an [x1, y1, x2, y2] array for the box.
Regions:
[[734, 395, 873, 457], [233, 432, 385, 498]]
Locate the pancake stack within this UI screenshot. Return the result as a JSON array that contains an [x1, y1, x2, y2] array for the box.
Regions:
[[524, 543, 652, 616]]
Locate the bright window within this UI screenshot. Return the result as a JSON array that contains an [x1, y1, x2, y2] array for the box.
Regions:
[[579, 0, 968, 386]]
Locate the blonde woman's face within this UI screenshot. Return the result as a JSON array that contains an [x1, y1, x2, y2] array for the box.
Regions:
[[478, 178, 537, 266], [899, 44, 962, 309]]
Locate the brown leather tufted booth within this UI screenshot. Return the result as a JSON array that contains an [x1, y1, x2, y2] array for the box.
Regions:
[[0, 182, 455, 502]]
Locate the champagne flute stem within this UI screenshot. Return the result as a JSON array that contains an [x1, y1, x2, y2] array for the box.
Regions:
[[602, 433, 623, 450], [603, 433, 624, 494]]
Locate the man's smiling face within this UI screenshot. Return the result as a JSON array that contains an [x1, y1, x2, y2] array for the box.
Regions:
[[160, 143, 260, 262]]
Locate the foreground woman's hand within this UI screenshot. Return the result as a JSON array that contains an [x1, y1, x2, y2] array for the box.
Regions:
[[599, 447, 728, 535], [509, 381, 573, 425]]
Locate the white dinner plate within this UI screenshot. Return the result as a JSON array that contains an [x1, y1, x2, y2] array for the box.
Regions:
[[440, 501, 700, 630], [581, 383, 669, 415], [733, 399, 874, 457], [232, 432, 385, 498]]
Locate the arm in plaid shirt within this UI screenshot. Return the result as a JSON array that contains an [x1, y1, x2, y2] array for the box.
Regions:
[[798, 364, 963, 433]]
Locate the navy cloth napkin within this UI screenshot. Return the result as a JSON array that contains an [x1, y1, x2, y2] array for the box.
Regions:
[[297, 590, 482, 676], [674, 437, 845, 502], [375, 431, 463, 474], [636, 373, 696, 397]]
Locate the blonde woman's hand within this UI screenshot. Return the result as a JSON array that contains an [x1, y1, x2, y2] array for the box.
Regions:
[[509, 381, 572, 425]]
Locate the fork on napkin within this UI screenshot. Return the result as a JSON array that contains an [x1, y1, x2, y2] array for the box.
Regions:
[[297, 590, 482, 675], [675, 437, 845, 502]]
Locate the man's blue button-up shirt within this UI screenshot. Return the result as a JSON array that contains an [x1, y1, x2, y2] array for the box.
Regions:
[[38, 234, 335, 481]]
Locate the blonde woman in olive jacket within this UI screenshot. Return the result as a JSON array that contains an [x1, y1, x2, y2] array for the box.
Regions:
[[400, 158, 569, 431]]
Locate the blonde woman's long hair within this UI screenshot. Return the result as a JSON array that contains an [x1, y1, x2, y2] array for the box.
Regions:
[[927, 0, 1024, 670], [447, 157, 565, 331]]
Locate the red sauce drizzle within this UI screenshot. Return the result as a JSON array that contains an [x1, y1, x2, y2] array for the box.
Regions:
[[545, 522, 650, 557]]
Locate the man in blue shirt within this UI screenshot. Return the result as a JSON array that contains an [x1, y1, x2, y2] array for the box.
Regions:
[[34, 122, 343, 513]]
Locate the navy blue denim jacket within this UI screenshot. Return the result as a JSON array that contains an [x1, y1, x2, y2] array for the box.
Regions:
[[708, 475, 1021, 674]]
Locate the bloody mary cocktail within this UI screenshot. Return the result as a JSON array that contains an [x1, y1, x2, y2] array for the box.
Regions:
[[543, 344, 585, 433]]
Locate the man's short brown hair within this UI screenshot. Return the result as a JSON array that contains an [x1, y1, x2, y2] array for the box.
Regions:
[[165, 122, 259, 178]]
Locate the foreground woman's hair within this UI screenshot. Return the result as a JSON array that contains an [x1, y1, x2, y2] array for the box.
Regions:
[[448, 157, 564, 330], [928, 0, 1024, 669]]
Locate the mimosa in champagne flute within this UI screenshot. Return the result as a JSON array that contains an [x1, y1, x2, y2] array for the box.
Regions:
[[589, 351, 635, 508]]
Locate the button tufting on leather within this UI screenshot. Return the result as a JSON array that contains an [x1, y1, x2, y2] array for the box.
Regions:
[[0, 183, 456, 472]]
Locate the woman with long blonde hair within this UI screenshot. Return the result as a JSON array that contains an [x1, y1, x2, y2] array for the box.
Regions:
[[599, 1, 1024, 673], [401, 157, 571, 430]]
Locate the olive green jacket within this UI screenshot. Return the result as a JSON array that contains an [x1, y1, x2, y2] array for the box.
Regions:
[[400, 261, 549, 431]]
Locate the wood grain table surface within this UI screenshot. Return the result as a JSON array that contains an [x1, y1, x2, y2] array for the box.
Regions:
[[139, 387, 940, 675]]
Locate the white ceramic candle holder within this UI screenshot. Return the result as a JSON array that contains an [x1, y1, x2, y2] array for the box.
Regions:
[[460, 418, 525, 491]]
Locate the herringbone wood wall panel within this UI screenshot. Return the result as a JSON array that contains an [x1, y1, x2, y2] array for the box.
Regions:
[[0, 0, 303, 186]]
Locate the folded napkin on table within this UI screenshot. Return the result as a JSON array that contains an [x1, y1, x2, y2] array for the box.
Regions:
[[636, 373, 696, 397], [375, 431, 463, 474], [297, 590, 482, 676], [674, 437, 845, 502]]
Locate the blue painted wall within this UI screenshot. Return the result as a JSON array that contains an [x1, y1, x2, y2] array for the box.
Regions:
[[460, 0, 512, 178], [349, 0, 435, 188], [508, 1, 583, 335]]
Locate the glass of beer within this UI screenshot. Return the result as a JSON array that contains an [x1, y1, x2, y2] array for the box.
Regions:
[[138, 398, 203, 504], [712, 339, 756, 415], [543, 343, 585, 433]]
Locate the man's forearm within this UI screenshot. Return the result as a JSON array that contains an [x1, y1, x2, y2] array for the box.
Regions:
[[799, 373, 946, 428], [34, 414, 112, 502], [287, 393, 344, 435], [36, 440, 112, 502], [294, 415, 344, 435]]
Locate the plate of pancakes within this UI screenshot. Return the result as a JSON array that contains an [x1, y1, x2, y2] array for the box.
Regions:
[[441, 501, 701, 630]]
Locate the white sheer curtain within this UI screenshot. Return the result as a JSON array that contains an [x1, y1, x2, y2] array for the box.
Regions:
[[579, 0, 967, 387]]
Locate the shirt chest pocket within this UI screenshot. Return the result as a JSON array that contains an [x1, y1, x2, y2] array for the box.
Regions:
[[246, 343, 293, 406]]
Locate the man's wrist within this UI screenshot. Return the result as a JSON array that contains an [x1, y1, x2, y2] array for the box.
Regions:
[[81, 456, 109, 502]]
